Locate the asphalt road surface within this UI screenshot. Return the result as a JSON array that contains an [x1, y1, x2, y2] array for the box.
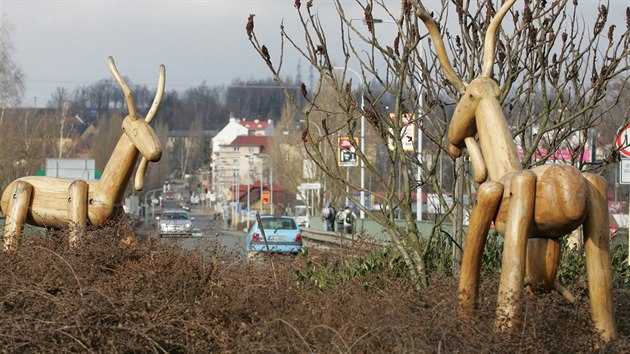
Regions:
[[137, 200, 248, 257]]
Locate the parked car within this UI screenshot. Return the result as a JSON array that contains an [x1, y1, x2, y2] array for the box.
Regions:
[[294, 205, 310, 228], [246, 216, 303, 254], [156, 210, 194, 237]]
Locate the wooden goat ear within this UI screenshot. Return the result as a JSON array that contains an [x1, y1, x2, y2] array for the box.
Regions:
[[464, 137, 487, 183], [448, 144, 462, 158], [134, 157, 148, 191]]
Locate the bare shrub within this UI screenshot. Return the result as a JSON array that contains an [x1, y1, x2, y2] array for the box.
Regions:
[[0, 223, 629, 352]]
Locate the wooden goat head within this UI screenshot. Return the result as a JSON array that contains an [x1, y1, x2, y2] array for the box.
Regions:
[[108, 56, 165, 191], [417, 0, 519, 183]]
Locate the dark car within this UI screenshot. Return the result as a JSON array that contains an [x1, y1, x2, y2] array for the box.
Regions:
[[246, 216, 303, 254]]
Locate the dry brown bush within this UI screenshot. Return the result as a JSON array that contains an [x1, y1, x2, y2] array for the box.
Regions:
[[0, 222, 629, 353]]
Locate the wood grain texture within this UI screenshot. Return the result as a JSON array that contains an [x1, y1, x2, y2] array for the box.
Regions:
[[583, 174, 616, 341], [418, 0, 616, 341], [495, 171, 536, 330], [0, 58, 165, 250], [458, 181, 503, 315]]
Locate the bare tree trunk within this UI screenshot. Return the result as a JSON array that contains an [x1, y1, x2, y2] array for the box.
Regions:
[[453, 157, 465, 275]]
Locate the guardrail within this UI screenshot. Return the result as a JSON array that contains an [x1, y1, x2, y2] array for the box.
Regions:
[[301, 228, 389, 248]]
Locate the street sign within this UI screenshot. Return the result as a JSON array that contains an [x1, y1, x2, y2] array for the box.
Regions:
[[261, 191, 271, 203], [620, 159, 630, 185], [338, 137, 358, 167], [388, 113, 416, 151], [616, 123, 630, 157], [298, 182, 322, 190]]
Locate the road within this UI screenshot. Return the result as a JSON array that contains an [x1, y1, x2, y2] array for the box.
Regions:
[[136, 200, 248, 257]]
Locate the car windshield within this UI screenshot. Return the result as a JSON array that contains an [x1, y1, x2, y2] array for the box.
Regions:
[[163, 213, 189, 220], [260, 218, 296, 230]]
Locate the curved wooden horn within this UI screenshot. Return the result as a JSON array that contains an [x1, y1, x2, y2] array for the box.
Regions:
[[108, 56, 137, 120], [481, 0, 516, 78], [134, 63, 165, 191], [145, 64, 166, 124], [416, 10, 466, 93]]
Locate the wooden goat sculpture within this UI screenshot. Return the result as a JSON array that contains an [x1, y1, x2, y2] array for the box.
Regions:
[[1, 57, 165, 250], [418, 0, 615, 341]]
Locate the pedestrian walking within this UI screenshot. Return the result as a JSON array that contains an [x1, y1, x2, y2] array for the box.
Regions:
[[321, 202, 336, 232], [343, 206, 357, 234]]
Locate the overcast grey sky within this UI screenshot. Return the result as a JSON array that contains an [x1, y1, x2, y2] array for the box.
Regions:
[[1, 0, 627, 108]]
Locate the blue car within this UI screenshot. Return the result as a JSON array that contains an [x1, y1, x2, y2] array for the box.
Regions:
[[246, 216, 303, 254]]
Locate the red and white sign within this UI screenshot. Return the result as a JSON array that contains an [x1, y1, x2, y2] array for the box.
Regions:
[[616, 123, 630, 157], [388, 113, 416, 151], [338, 137, 358, 167]]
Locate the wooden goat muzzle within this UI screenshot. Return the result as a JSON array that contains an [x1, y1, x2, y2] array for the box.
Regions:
[[122, 116, 162, 162]]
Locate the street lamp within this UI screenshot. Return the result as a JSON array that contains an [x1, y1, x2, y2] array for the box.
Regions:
[[332, 66, 365, 219], [300, 119, 327, 212], [232, 169, 239, 229], [247, 166, 252, 229]]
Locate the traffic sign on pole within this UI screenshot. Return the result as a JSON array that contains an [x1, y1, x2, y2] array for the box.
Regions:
[[620, 159, 630, 185], [338, 137, 358, 167], [388, 113, 416, 151], [615, 123, 630, 157]]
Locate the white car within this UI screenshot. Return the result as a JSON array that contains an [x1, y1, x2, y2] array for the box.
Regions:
[[156, 210, 194, 237]]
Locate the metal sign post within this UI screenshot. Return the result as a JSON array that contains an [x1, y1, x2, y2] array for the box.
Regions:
[[616, 126, 630, 265]]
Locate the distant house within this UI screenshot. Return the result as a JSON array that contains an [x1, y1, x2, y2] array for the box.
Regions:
[[210, 115, 274, 198], [215, 135, 270, 191], [211, 116, 250, 154], [240, 118, 274, 136], [166, 129, 217, 152]]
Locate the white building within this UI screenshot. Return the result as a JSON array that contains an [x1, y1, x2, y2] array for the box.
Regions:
[[210, 115, 274, 207]]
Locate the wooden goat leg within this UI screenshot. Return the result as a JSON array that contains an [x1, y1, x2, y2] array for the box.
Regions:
[[458, 180, 503, 315], [68, 180, 88, 246], [3, 181, 33, 252], [583, 173, 616, 342], [495, 170, 536, 332]]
